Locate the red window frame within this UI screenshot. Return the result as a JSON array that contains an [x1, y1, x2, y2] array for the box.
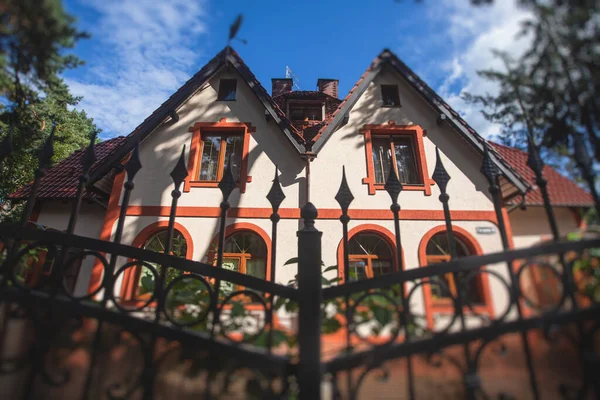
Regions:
[[184, 118, 254, 193], [418, 225, 494, 329], [360, 122, 434, 196]]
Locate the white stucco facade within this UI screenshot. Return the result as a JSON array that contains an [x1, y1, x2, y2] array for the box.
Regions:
[[31, 61, 582, 328]]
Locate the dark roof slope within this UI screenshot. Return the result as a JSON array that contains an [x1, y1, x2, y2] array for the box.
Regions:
[[490, 142, 594, 207], [10, 136, 126, 200], [311, 49, 531, 196]]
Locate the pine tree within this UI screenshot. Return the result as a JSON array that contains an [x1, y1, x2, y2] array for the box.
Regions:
[[0, 0, 99, 205]]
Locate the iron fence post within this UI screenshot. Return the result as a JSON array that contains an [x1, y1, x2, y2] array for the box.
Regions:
[[297, 202, 322, 400]]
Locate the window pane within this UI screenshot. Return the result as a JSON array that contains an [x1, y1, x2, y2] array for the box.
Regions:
[[246, 259, 266, 280], [139, 230, 188, 295], [372, 260, 392, 277], [217, 79, 237, 101], [199, 135, 221, 181], [430, 275, 453, 300], [349, 261, 368, 281], [222, 258, 240, 295], [224, 135, 243, 181], [393, 138, 420, 184], [381, 85, 400, 106], [289, 104, 323, 121], [426, 233, 470, 258], [372, 138, 391, 184]]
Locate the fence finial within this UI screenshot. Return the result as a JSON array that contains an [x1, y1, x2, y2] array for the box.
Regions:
[[335, 166, 354, 214], [39, 122, 56, 169], [301, 202, 318, 231], [82, 133, 97, 173], [480, 142, 500, 186], [125, 140, 143, 182], [218, 159, 237, 201], [170, 144, 188, 190], [432, 147, 451, 195], [384, 157, 403, 204], [267, 166, 285, 213]]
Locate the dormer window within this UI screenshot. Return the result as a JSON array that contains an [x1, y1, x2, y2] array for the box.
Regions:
[[381, 85, 400, 107], [217, 79, 237, 101], [289, 103, 323, 121]]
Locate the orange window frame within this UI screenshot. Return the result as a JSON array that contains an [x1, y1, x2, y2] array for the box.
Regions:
[[348, 254, 393, 280], [120, 221, 194, 304], [222, 252, 258, 292], [184, 118, 255, 193], [418, 225, 494, 329], [360, 121, 434, 196]]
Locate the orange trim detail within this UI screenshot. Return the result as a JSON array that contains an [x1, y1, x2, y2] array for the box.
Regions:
[[336, 224, 405, 282], [418, 225, 494, 329], [360, 122, 434, 196], [120, 221, 194, 301], [88, 166, 126, 294], [123, 206, 498, 223], [184, 118, 255, 193]]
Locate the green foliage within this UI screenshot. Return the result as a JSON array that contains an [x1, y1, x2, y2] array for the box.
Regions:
[[463, 1, 600, 180], [0, 0, 98, 216]]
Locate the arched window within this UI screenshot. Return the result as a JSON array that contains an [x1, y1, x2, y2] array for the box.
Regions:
[[137, 229, 188, 295], [425, 232, 484, 305], [221, 230, 267, 293], [348, 233, 394, 281]]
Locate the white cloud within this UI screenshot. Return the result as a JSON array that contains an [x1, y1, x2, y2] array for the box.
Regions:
[[65, 0, 207, 139], [430, 0, 532, 139]]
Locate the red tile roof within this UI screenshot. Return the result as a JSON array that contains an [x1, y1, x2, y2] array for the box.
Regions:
[[10, 136, 126, 200], [490, 142, 593, 207]]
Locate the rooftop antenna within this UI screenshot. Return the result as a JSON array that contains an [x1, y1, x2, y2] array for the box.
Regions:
[[286, 66, 301, 90]]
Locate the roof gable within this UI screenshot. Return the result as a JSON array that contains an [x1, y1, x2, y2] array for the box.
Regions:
[[311, 49, 531, 196], [87, 46, 305, 186]]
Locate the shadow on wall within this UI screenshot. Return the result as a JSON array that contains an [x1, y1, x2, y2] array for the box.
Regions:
[[335, 73, 492, 203]]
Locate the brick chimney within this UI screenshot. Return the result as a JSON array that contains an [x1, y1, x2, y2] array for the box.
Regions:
[[317, 79, 339, 98], [272, 78, 293, 97]]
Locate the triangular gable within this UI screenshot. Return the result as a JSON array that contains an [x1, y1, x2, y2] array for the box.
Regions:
[[311, 49, 531, 197], [88, 46, 305, 185]]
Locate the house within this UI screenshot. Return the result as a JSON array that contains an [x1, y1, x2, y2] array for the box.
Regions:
[[10, 47, 593, 332]]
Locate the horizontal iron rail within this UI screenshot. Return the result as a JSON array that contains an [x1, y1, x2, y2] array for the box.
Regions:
[[324, 302, 600, 374], [0, 225, 298, 300], [322, 237, 600, 300], [0, 286, 293, 375]]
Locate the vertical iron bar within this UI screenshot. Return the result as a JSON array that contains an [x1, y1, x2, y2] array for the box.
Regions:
[[142, 145, 188, 400], [432, 147, 475, 400], [66, 134, 97, 235], [526, 136, 592, 397], [83, 141, 142, 400], [204, 160, 236, 399], [481, 143, 540, 399], [21, 124, 56, 225], [383, 160, 415, 400], [572, 133, 600, 217], [297, 202, 322, 400], [266, 166, 285, 353], [20, 123, 56, 400], [335, 167, 354, 398]]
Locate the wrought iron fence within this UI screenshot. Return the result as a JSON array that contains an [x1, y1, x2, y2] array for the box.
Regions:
[[0, 124, 599, 399]]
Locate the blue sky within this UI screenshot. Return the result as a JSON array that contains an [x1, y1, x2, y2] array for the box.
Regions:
[[62, 0, 531, 141]]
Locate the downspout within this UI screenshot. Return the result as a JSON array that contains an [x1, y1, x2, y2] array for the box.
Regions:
[[301, 152, 316, 204]]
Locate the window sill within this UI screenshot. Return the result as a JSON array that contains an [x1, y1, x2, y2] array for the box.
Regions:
[[430, 302, 491, 316], [364, 180, 434, 195], [187, 176, 252, 191]]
